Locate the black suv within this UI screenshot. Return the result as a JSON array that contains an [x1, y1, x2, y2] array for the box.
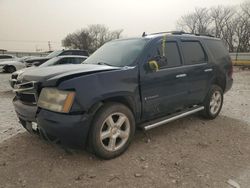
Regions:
[[25, 49, 89, 67], [12, 32, 233, 159]]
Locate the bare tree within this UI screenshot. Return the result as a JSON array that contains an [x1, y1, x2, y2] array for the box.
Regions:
[[62, 25, 123, 53], [235, 1, 250, 52], [176, 1, 250, 52], [177, 8, 211, 34]]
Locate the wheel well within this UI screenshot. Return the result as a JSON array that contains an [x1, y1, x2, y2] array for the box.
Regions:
[[102, 96, 135, 115], [88, 96, 136, 117], [212, 77, 226, 92]]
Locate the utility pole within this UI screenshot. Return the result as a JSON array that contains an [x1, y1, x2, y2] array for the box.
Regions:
[[48, 41, 51, 51]]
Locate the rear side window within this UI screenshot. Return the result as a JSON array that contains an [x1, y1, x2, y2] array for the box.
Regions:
[[61, 51, 89, 56], [57, 58, 72, 65], [76, 57, 86, 64], [181, 41, 206, 65], [75, 51, 89, 56], [0, 55, 12, 59], [60, 51, 73, 55], [150, 41, 182, 69], [205, 39, 229, 61]]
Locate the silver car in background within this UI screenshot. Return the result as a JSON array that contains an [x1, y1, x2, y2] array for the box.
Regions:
[[10, 55, 88, 88]]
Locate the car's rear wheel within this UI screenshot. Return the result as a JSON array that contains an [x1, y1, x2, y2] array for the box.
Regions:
[[89, 102, 135, 159], [6, 66, 16, 73], [202, 85, 223, 119]]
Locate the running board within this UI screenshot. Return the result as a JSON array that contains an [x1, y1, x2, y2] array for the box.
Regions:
[[142, 106, 204, 131]]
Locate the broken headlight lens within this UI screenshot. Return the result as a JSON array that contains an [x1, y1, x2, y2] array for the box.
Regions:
[[38, 88, 75, 113]]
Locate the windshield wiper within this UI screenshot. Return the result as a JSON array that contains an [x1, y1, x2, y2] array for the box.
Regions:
[[97, 62, 113, 66]]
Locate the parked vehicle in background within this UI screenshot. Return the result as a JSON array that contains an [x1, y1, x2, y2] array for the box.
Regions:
[[39, 55, 87, 67], [25, 49, 89, 67], [12, 31, 233, 159], [0, 54, 17, 62], [0, 56, 34, 73], [10, 55, 88, 88]]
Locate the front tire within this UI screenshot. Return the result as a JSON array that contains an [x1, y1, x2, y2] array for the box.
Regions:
[[202, 85, 223, 119], [89, 102, 135, 159]]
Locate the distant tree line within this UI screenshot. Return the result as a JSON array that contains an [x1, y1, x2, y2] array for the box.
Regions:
[[176, 1, 250, 52], [62, 24, 123, 53]]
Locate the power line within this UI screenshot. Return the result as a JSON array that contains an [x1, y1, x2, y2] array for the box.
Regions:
[[0, 39, 61, 44]]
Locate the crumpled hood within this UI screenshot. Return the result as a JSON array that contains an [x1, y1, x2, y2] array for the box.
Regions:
[[17, 64, 120, 83]]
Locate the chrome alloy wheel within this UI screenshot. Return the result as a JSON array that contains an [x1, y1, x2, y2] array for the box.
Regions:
[[209, 91, 222, 115], [100, 113, 130, 152]]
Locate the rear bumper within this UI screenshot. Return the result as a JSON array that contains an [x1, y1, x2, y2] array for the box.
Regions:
[[13, 98, 92, 148], [225, 78, 233, 93]]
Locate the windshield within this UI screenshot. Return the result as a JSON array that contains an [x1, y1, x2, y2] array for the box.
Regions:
[[84, 38, 149, 67], [46, 50, 62, 58], [39, 57, 60, 67]]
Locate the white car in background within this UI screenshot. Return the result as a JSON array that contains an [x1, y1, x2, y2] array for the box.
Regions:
[[10, 55, 88, 88], [0, 54, 17, 62], [0, 56, 33, 73]]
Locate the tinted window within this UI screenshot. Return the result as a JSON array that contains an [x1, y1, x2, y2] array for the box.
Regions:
[[150, 41, 182, 69], [60, 51, 73, 55], [60, 51, 89, 56], [57, 58, 72, 65], [182, 41, 206, 65], [75, 57, 86, 64], [0, 55, 12, 59], [205, 39, 229, 61], [75, 51, 89, 56]]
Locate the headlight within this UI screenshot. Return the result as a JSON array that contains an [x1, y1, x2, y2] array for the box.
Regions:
[[38, 88, 75, 113]]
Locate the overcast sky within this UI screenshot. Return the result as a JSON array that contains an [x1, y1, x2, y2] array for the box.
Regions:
[[0, 0, 244, 52]]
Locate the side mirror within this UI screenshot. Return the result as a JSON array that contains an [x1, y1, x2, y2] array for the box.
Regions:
[[148, 60, 159, 72]]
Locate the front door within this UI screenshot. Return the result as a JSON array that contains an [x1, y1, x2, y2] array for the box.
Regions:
[[140, 39, 188, 120]]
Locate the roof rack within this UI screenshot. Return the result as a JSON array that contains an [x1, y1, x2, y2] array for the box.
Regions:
[[142, 31, 214, 38]]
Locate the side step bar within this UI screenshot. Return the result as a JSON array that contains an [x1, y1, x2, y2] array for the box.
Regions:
[[142, 106, 204, 131]]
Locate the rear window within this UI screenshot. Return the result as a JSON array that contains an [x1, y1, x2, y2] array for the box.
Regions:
[[75, 51, 89, 56], [0, 55, 12, 59], [181, 41, 206, 65], [61, 50, 89, 56], [205, 39, 229, 61]]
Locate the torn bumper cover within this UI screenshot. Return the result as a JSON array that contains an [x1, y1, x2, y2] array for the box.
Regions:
[[13, 98, 92, 148]]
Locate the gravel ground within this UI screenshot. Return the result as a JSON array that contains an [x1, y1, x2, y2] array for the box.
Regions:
[[0, 68, 250, 188]]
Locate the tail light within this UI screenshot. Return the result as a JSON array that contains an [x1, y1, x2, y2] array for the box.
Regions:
[[228, 62, 233, 78]]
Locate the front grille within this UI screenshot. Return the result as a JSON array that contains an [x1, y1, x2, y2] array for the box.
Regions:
[[14, 81, 39, 104], [17, 93, 36, 104]]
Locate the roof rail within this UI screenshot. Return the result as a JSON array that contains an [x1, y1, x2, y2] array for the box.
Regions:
[[142, 31, 214, 37]]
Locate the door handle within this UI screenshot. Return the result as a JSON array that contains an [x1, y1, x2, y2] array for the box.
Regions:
[[176, 74, 187, 78], [204, 68, 213, 72]]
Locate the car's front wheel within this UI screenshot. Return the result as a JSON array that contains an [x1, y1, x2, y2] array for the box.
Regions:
[[89, 102, 135, 159], [202, 85, 223, 119]]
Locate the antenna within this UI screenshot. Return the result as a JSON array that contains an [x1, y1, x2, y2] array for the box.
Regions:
[[142, 32, 147, 37]]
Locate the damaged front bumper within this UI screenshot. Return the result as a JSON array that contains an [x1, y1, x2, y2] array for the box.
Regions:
[[13, 97, 92, 148]]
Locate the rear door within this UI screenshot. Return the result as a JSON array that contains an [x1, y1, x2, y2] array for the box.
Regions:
[[140, 38, 188, 120], [180, 40, 213, 106]]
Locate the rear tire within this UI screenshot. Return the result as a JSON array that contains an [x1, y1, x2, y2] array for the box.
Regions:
[[202, 85, 223, 119], [89, 102, 135, 159]]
